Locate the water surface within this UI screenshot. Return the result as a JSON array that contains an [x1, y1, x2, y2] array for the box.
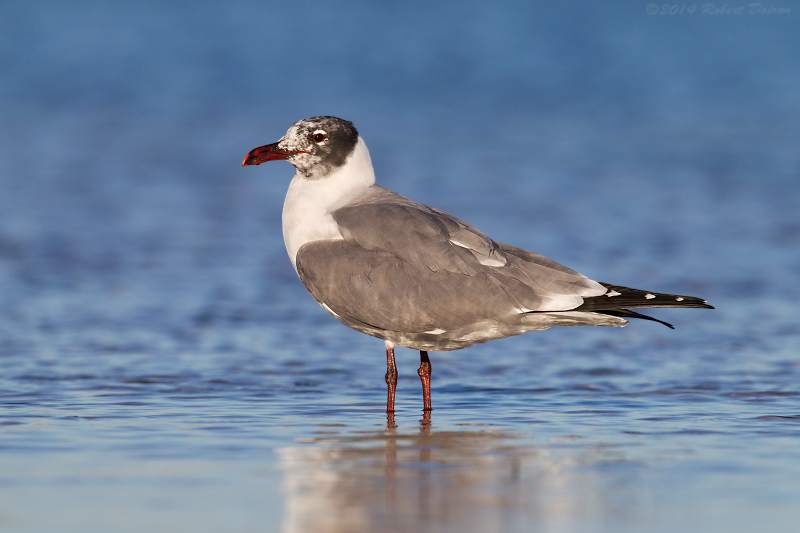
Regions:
[[1, 2, 799, 531]]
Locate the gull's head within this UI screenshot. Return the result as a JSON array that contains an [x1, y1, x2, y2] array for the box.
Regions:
[[242, 116, 359, 181]]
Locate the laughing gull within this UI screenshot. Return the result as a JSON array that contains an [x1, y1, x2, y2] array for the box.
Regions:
[[243, 116, 713, 414]]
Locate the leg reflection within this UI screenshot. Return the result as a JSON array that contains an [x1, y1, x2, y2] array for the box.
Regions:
[[420, 410, 431, 431], [384, 419, 397, 520], [418, 407, 432, 520]]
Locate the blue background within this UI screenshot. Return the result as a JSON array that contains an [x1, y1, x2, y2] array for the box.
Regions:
[[1, 2, 799, 532]]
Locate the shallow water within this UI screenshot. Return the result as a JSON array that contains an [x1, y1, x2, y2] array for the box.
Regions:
[[1, 2, 800, 532]]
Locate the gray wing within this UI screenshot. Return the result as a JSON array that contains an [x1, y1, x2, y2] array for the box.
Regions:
[[296, 186, 607, 333], [297, 240, 532, 333]]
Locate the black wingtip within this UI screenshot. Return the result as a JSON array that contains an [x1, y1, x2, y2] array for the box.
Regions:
[[594, 309, 675, 329], [581, 283, 715, 311]]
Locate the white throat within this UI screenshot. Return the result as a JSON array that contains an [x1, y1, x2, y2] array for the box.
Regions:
[[282, 137, 376, 267]]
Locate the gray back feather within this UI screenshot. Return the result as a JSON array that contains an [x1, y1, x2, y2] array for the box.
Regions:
[[295, 186, 607, 334]]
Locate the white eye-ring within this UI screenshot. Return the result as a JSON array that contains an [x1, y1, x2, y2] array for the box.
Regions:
[[311, 130, 327, 143]]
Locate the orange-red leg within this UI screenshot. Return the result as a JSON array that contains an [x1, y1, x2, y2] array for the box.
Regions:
[[418, 351, 432, 412], [385, 345, 398, 413]]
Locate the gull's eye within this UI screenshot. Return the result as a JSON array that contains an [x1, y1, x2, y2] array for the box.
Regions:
[[312, 131, 327, 143]]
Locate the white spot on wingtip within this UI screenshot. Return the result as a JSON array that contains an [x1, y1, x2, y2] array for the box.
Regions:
[[606, 290, 621, 297], [676, 297, 684, 302], [645, 293, 656, 299], [425, 328, 446, 335]]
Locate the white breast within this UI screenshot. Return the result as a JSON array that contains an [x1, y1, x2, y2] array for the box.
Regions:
[[282, 137, 376, 267]]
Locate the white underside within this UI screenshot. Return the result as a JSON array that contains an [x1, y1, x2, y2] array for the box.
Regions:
[[332, 310, 628, 352], [282, 137, 376, 268]]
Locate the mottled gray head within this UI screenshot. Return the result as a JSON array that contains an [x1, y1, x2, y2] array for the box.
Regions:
[[242, 116, 359, 180]]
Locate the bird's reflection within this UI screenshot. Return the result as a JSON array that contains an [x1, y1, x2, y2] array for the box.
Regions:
[[277, 411, 644, 532]]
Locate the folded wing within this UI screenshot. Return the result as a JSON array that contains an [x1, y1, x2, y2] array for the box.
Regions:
[[295, 186, 609, 334]]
